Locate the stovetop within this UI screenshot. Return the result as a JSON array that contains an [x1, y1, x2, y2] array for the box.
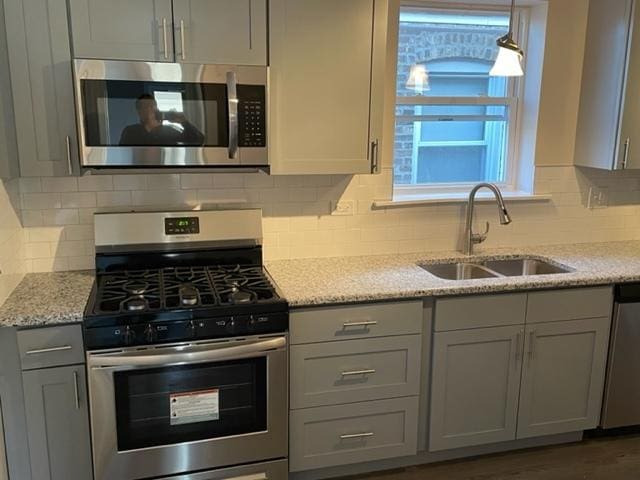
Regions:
[[92, 265, 279, 315], [83, 263, 288, 350]]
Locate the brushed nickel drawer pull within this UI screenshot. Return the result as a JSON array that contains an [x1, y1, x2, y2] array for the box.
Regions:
[[528, 330, 536, 360], [341, 369, 376, 377], [342, 321, 377, 328], [340, 432, 374, 440], [222, 474, 267, 480], [26, 345, 73, 355]]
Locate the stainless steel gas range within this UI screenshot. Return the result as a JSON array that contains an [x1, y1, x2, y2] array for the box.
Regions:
[[83, 209, 288, 480]]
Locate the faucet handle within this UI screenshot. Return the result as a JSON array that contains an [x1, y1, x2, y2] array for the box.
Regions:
[[471, 222, 490, 245]]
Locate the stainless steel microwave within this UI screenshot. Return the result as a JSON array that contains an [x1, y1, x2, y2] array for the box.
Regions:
[[73, 59, 267, 170]]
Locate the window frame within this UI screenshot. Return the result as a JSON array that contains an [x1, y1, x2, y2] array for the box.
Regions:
[[393, 3, 530, 199]]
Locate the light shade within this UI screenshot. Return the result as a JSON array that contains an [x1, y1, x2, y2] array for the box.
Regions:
[[406, 64, 430, 93], [490, 35, 524, 77]]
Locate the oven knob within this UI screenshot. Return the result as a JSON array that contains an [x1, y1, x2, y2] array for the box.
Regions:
[[187, 321, 197, 338], [144, 324, 156, 342], [226, 318, 236, 333], [122, 326, 135, 346]]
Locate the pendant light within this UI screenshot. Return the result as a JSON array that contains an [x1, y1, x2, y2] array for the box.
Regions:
[[406, 64, 430, 94], [490, 0, 524, 77]]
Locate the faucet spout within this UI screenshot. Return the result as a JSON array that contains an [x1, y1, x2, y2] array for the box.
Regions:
[[462, 183, 512, 255]]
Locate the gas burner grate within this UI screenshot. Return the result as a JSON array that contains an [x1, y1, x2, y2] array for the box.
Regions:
[[91, 265, 279, 315]]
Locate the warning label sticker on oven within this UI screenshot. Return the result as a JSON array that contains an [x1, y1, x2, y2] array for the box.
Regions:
[[170, 389, 219, 426]]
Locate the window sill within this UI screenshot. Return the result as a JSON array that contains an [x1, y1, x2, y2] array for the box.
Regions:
[[372, 191, 552, 209]]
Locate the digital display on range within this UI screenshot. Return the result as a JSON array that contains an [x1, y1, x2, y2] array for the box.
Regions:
[[165, 217, 200, 235]]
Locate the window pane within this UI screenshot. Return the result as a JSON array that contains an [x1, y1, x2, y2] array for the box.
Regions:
[[397, 9, 510, 97], [394, 115, 509, 185]]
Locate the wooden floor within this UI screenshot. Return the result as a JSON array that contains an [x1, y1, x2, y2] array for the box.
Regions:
[[344, 433, 640, 480]]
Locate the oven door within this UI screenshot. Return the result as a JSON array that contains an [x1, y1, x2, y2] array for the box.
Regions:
[[74, 59, 267, 168], [87, 335, 287, 480]]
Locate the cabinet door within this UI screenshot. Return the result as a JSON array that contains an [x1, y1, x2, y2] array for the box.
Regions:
[[517, 318, 611, 439], [23, 366, 93, 480], [429, 326, 524, 452], [617, 0, 640, 169], [69, 0, 174, 61], [172, 0, 267, 65], [575, 0, 633, 170], [269, 0, 388, 174], [4, 0, 79, 176]]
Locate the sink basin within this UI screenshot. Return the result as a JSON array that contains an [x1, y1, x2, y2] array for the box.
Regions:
[[483, 258, 573, 277], [419, 257, 573, 280], [420, 262, 499, 280]]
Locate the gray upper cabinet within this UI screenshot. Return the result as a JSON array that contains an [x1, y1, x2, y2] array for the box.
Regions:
[[69, 0, 266, 65], [575, 0, 636, 170], [23, 365, 93, 480], [516, 318, 611, 439], [268, 0, 388, 174], [429, 325, 524, 452], [0, 0, 18, 180], [172, 0, 267, 65], [69, 0, 174, 62], [4, 0, 79, 177]]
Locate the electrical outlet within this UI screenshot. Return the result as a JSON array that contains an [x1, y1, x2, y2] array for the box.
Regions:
[[587, 187, 609, 209], [332, 200, 355, 216]]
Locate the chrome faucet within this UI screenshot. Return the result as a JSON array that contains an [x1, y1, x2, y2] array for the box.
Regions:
[[462, 183, 512, 255]]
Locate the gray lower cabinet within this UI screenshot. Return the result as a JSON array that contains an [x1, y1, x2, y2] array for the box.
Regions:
[[23, 365, 93, 480], [289, 397, 419, 472], [69, 0, 174, 62], [429, 326, 524, 452], [517, 317, 611, 438], [0, 399, 8, 480], [4, 0, 79, 177]]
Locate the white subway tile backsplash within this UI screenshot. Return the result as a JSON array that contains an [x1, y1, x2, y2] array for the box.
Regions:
[[147, 174, 181, 190], [42, 209, 79, 226], [19, 178, 42, 193], [61, 192, 97, 208], [78, 175, 114, 192], [96, 191, 132, 208], [22, 193, 62, 210], [41, 177, 78, 193], [113, 174, 148, 191]]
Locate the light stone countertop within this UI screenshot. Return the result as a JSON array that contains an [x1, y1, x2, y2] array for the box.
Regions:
[[265, 241, 640, 307], [3, 240, 640, 327], [0, 271, 94, 328]]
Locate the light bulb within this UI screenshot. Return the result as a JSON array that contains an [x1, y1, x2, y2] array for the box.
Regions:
[[406, 64, 430, 93], [490, 45, 524, 77]]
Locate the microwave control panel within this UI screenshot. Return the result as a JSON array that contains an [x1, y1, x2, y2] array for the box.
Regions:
[[238, 85, 266, 148]]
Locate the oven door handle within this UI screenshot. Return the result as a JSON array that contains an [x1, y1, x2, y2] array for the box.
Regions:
[[88, 337, 286, 368]]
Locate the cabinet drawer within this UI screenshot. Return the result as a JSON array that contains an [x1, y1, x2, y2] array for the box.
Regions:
[[526, 287, 613, 324], [289, 397, 418, 472], [290, 335, 421, 409], [17, 325, 84, 370], [434, 294, 527, 331], [290, 301, 423, 345]]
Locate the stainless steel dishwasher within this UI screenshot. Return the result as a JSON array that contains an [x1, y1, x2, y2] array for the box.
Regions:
[[601, 284, 640, 428]]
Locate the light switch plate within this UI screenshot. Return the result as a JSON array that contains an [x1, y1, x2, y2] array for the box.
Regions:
[[587, 187, 609, 209], [332, 200, 355, 216]]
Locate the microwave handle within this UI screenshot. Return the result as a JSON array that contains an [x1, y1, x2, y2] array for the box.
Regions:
[[88, 337, 285, 368], [227, 71, 239, 160]]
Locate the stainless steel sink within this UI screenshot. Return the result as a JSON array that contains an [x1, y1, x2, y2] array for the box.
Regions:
[[483, 258, 573, 277], [419, 257, 573, 280], [421, 262, 499, 281]]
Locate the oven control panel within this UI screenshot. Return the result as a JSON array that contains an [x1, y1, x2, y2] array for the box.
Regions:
[[165, 217, 200, 235], [83, 312, 289, 350]]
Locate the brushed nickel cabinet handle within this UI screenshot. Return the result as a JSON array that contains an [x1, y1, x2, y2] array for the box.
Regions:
[[73, 370, 80, 410], [528, 330, 536, 361], [180, 19, 186, 61], [340, 432, 374, 440], [341, 369, 376, 377], [26, 345, 73, 355], [623, 138, 630, 169], [65, 136, 73, 175], [515, 331, 522, 362], [162, 18, 168, 59], [370, 139, 379, 173], [342, 321, 377, 328]]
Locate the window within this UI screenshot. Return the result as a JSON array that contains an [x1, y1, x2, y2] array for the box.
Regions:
[[394, 6, 527, 198]]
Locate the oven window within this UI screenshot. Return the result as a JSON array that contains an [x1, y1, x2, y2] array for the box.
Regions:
[[114, 358, 267, 451], [81, 79, 228, 147]]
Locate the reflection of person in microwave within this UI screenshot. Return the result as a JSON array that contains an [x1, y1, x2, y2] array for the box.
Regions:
[[119, 94, 205, 146]]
